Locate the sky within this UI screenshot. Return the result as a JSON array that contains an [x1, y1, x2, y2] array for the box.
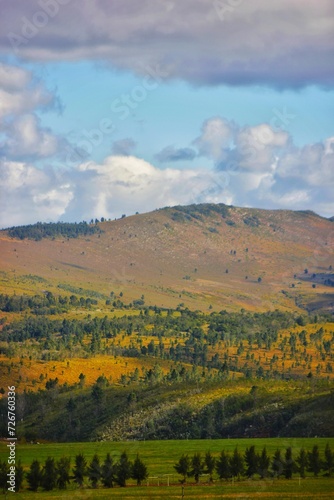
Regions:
[[0, 0, 333, 227]]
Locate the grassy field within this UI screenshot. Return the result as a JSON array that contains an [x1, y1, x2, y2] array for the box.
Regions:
[[1, 438, 334, 498], [5, 477, 334, 499]]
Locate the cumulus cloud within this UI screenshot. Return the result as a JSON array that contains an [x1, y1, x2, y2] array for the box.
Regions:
[[0, 62, 64, 161], [1, 114, 59, 158], [0, 62, 54, 119], [0, 160, 73, 227], [193, 117, 290, 172], [194, 117, 234, 161], [64, 156, 229, 221], [1, 1, 333, 88], [198, 119, 334, 215], [0, 155, 232, 227], [1, 130, 333, 228]]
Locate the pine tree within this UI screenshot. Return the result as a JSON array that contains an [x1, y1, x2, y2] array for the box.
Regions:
[[0, 461, 9, 494], [272, 449, 283, 478], [88, 454, 101, 488], [56, 457, 71, 490], [73, 453, 87, 487], [244, 445, 258, 478], [258, 447, 270, 479], [26, 460, 42, 492], [307, 445, 322, 477], [116, 452, 132, 487], [41, 457, 56, 491], [296, 448, 307, 478], [191, 453, 204, 483], [216, 450, 231, 480], [174, 454, 190, 484], [131, 454, 148, 486], [102, 453, 116, 487], [15, 460, 25, 492], [284, 447, 294, 479], [324, 443, 333, 476], [204, 451, 216, 482], [230, 448, 244, 480]]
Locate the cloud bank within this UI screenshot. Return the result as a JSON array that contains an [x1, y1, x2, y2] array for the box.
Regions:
[[1, 0, 334, 88], [1, 119, 333, 228]]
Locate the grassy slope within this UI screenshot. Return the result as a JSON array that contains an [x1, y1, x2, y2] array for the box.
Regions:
[[0, 205, 333, 313]]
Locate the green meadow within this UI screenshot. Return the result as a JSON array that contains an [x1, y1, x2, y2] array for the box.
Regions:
[[1, 438, 334, 498]]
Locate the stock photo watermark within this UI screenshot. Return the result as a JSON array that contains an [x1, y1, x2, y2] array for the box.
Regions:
[[65, 64, 169, 168], [7, 0, 72, 52], [213, 0, 244, 21]]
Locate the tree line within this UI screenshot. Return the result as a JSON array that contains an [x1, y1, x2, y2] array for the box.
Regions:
[[0, 451, 148, 493], [6, 221, 102, 240], [174, 444, 334, 483]]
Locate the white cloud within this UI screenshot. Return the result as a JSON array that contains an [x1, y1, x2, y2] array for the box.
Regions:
[[0, 63, 63, 162], [194, 117, 234, 161], [0, 160, 73, 227], [0, 155, 232, 227], [0, 63, 31, 91], [0, 63, 53, 119], [3, 114, 59, 158], [65, 156, 231, 221], [0, 135, 334, 227]]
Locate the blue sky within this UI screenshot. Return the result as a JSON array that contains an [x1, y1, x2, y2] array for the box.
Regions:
[[0, 1, 333, 226]]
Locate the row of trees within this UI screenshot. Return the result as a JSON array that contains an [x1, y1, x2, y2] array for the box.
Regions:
[[174, 444, 334, 483], [0, 452, 148, 493]]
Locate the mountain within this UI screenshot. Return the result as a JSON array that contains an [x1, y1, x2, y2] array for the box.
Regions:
[[1, 203, 334, 442], [1, 203, 333, 313]]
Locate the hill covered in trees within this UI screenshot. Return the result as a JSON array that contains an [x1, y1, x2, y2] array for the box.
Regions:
[[0, 204, 333, 444]]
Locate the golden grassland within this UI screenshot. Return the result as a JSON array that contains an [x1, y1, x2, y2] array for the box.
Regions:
[[1, 321, 333, 394], [0, 206, 333, 312], [0, 355, 176, 393]]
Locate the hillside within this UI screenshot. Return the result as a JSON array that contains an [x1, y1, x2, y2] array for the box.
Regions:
[[1, 204, 334, 442], [0, 204, 333, 313]]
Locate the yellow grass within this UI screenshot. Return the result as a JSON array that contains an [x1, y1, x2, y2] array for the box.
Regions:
[[0, 355, 174, 393]]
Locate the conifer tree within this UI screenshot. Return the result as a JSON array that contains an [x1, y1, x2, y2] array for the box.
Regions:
[[230, 448, 244, 480], [258, 447, 270, 479], [324, 443, 333, 476], [73, 453, 87, 487], [272, 449, 283, 478], [56, 457, 71, 490], [26, 460, 42, 492], [102, 453, 116, 488], [296, 448, 308, 478], [174, 454, 190, 484], [88, 454, 101, 488], [131, 454, 148, 486], [284, 447, 294, 479], [41, 457, 56, 491], [15, 459, 24, 492], [0, 461, 9, 494], [244, 445, 258, 478], [307, 445, 322, 477], [216, 450, 231, 480], [204, 451, 216, 482], [191, 453, 204, 483], [116, 452, 132, 487]]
